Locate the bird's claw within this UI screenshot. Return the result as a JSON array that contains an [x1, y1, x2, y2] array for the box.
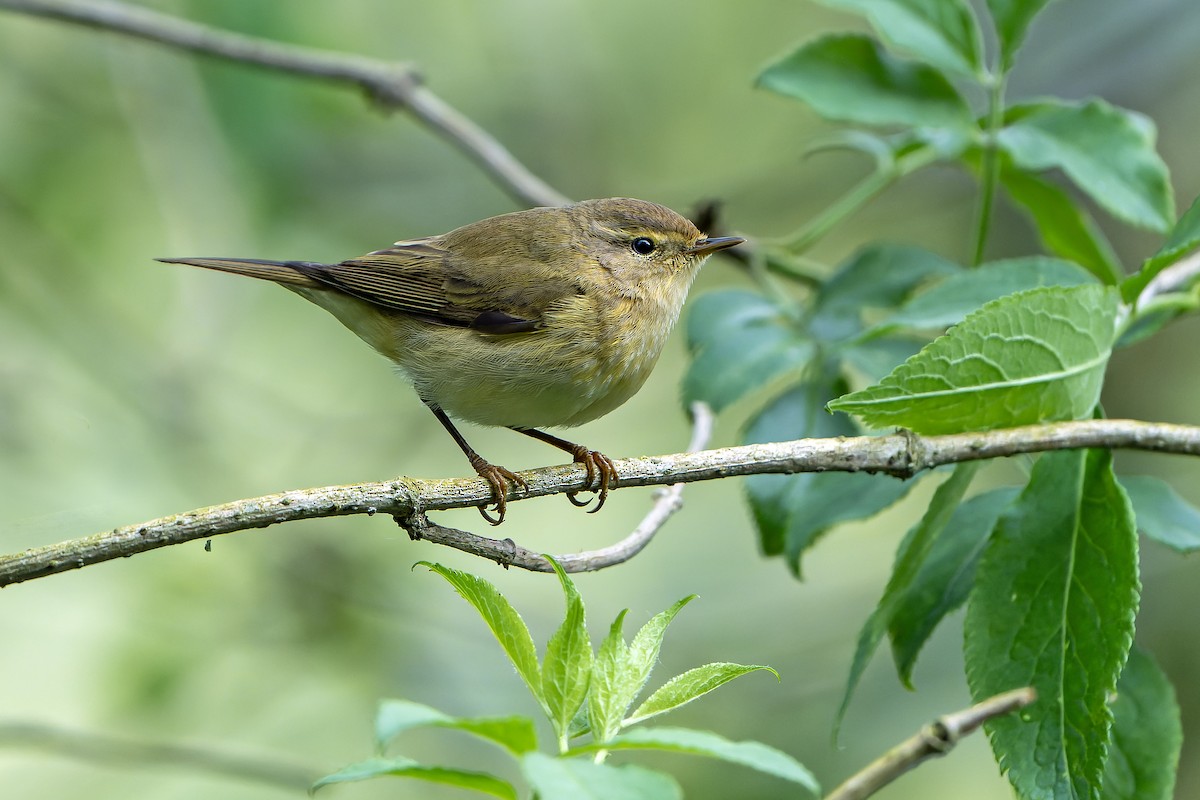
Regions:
[[565, 447, 618, 514], [468, 455, 528, 526]]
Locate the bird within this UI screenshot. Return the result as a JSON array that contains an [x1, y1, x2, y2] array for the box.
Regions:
[[160, 197, 743, 524]]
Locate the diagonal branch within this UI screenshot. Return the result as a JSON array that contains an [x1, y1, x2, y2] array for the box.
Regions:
[[827, 687, 1037, 800], [0, 0, 570, 208], [3, 418, 1199, 587]]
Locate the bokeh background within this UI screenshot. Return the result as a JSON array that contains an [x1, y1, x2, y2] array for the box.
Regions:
[[2, 0, 1199, 797]]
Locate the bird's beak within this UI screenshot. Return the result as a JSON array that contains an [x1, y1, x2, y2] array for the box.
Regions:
[[689, 236, 745, 255]]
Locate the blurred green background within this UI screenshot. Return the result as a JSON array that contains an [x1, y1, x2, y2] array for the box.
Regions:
[[2, 0, 1199, 797]]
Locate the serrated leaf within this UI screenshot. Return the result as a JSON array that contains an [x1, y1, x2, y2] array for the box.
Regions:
[[418, 562, 542, 710], [998, 99, 1174, 232], [588, 610, 630, 745], [1123, 192, 1200, 303], [817, 0, 985, 79], [374, 699, 537, 756], [1120, 475, 1200, 553], [623, 596, 697, 720], [682, 292, 812, 412], [828, 285, 1119, 434], [521, 753, 681, 800], [999, 162, 1124, 284], [625, 663, 777, 725], [811, 244, 962, 341], [890, 487, 1020, 686], [757, 34, 973, 129], [877, 257, 1097, 332], [836, 463, 979, 733], [987, 0, 1057, 71], [745, 382, 914, 573], [1102, 647, 1181, 800], [542, 558, 593, 744], [312, 757, 517, 799], [964, 449, 1139, 800], [573, 727, 819, 795]]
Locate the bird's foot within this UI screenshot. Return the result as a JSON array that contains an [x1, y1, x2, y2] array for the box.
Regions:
[[564, 446, 618, 513], [468, 454, 528, 525]]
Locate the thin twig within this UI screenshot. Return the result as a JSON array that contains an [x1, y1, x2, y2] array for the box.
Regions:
[[827, 687, 1036, 800], [0, 0, 570, 208], [396, 402, 717, 573], [3, 419, 1200, 586], [0, 721, 319, 791]]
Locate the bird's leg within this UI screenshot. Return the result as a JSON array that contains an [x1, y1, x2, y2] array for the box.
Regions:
[[430, 407, 527, 525], [511, 428, 618, 513]]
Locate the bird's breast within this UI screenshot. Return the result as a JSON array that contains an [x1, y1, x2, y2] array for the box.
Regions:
[[388, 286, 686, 429]]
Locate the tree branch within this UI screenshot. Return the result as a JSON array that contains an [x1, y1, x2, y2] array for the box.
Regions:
[[395, 402, 717, 573], [0, 0, 570, 208], [3, 418, 1199, 587], [0, 721, 318, 791], [827, 687, 1037, 800]]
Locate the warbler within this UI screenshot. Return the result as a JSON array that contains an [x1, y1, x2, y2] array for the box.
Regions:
[[160, 198, 743, 524]]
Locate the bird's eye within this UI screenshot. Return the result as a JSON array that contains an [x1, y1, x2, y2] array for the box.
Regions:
[[631, 237, 656, 255]]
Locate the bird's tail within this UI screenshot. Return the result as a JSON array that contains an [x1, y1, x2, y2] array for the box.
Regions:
[[156, 257, 325, 288]]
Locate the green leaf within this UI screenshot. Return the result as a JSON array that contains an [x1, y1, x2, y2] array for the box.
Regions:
[[964, 449, 1140, 800], [1120, 475, 1200, 553], [623, 596, 697, 719], [1102, 647, 1182, 800], [757, 34, 973, 129], [836, 463, 979, 732], [811, 244, 961, 341], [683, 290, 812, 412], [745, 381, 914, 573], [998, 99, 1174, 232], [890, 487, 1020, 686], [625, 663, 777, 725], [986, 0, 1057, 71], [588, 610, 631, 745], [418, 562, 542, 710], [573, 727, 819, 795], [374, 699, 537, 756], [312, 757, 517, 799], [999, 162, 1124, 284], [521, 753, 681, 800], [542, 558, 593, 744], [828, 285, 1119, 434], [817, 0, 985, 79], [878, 256, 1097, 332], [1122, 192, 1200, 302]]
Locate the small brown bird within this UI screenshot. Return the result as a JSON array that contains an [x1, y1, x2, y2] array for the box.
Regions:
[[160, 198, 742, 523]]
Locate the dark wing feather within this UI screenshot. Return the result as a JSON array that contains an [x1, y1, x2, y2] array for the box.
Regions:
[[300, 236, 580, 333]]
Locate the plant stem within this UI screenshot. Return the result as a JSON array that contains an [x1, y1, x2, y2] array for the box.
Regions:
[[780, 146, 941, 256], [969, 75, 1007, 266]]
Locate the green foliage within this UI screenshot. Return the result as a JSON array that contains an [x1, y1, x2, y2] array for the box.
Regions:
[[683, 291, 812, 412], [744, 381, 915, 573], [965, 449, 1139, 800], [570, 728, 818, 794], [1121, 475, 1200, 553], [829, 285, 1119, 434], [1102, 647, 1182, 800], [678, 0, 1197, 796], [996, 100, 1173, 233], [314, 560, 816, 798], [757, 34, 973, 129]]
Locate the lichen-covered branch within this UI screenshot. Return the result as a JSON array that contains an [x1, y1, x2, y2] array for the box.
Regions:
[[3, 418, 1199, 587], [0, 0, 570, 208]]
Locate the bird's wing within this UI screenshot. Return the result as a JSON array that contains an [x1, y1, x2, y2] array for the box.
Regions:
[[312, 239, 583, 334]]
